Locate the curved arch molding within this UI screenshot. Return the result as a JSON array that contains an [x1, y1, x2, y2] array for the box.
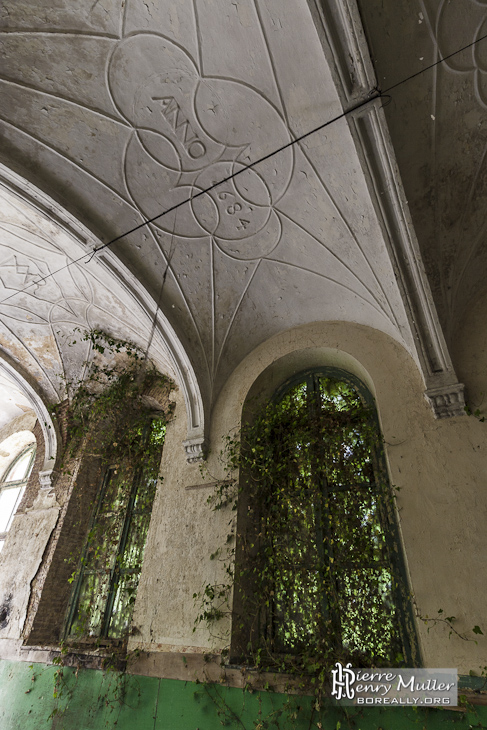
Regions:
[[0, 357, 58, 486], [307, 0, 466, 418], [0, 165, 206, 463]]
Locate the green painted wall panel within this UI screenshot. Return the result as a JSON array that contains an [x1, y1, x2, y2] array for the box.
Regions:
[[0, 660, 485, 730]]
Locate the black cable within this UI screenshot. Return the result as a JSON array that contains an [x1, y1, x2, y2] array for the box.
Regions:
[[0, 91, 380, 305], [88, 91, 380, 256], [143, 227, 176, 361], [382, 33, 487, 95], [1, 31, 486, 307]]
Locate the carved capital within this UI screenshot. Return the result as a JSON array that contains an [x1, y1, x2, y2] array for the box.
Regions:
[[424, 383, 466, 419], [183, 437, 206, 464], [38, 469, 57, 490]]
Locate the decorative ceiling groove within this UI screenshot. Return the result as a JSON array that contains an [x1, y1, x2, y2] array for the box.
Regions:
[[0, 166, 206, 460], [1, 0, 476, 455]]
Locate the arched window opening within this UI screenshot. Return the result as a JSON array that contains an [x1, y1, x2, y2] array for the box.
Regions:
[[232, 368, 418, 668], [65, 420, 166, 643], [0, 443, 36, 552]]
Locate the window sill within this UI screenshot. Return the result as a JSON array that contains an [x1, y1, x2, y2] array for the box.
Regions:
[[22, 640, 128, 671]]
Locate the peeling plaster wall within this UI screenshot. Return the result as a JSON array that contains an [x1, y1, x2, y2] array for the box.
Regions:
[[0, 489, 60, 643], [131, 386, 233, 654], [131, 322, 486, 674], [452, 289, 487, 412]]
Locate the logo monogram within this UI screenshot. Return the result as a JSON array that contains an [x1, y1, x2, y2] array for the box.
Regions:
[[331, 662, 356, 701]]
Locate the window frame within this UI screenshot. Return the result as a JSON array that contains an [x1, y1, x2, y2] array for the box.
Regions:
[[64, 423, 164, 646], [231, 366, 420, 668]]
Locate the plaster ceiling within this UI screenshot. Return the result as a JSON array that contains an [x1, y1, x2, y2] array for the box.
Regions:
[[1, 0, 480, 449], [0, 0, 417, 410], [0, 369, 34, 434], [0, 179, 190, 407]]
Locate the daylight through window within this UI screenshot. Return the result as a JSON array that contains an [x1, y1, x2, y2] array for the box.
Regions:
[[66, 420, 165, 642], [233, 369, 418, 668], [0, 444, 36, 553]]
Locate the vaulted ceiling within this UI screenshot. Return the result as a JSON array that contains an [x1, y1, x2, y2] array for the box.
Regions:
[[1, 0, 484, 454]]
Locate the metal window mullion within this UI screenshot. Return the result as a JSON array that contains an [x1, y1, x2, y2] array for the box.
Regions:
[[308, 373, 338, 635], [376, 475, 417, 665], [0, 479, 27, 489], [65, 467, 115, 638], [101, 468, 141, 637]]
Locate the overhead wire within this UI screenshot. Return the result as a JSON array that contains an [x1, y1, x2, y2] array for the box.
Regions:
[[1, 31, 486, 310], [382, 33, 487, 95], [0, 91, 380, 308], [143, 221, 177, 362]]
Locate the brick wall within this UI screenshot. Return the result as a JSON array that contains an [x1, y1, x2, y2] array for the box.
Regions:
[[23, 429, 104, 646], [16, 420, 45, 514]]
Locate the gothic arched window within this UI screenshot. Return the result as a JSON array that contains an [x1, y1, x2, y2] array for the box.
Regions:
[[231, 368, 418, 668], [0, 444, 36, 552]]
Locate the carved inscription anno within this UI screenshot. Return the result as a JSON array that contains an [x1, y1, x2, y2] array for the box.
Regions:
[[110, 34, 293, 256], [152, 97, 206, 159]]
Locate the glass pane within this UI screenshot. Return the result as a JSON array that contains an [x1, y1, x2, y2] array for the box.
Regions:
[[286, 380, 308, 408], [83, 514, 125, 571], [338, 567, 402, 663], [0, 486, 23, 532], [121, 513, 150, 571], [329, 490, 386, 565], [3, 447, 34, 482], [320, 429, 374, 488], [272, 563, 322, 653], [99, 468, 131, 515], [133, 477, 157, 514], [107, 573, 141, 638], [271, 468, 323, 653], [69, 571, 111, 638], [318, 376, 361, 411]]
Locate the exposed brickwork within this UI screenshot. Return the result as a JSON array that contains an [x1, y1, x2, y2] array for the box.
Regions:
[[16, 420, 45, 513], [22, 389, 172, 648], [23, 439, 104, 646], [18, 403, 83, 641]]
